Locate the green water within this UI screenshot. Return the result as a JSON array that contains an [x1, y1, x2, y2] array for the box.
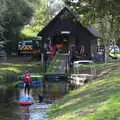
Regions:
[[0, 86, 21, 120], [0, 80, 68, 120]]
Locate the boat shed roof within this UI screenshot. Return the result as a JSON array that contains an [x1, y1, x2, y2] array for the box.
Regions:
[[38, 7, 97, 40]]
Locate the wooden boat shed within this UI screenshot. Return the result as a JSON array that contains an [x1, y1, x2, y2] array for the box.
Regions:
[[38, 7, 98, 60]]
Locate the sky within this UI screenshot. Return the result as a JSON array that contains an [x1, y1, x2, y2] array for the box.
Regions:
[[70, 0, 79, 3]]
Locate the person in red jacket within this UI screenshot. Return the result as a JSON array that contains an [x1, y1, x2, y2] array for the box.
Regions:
[[24, 71, 31, 96]]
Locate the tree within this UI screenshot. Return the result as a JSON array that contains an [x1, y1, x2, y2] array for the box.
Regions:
[[64, 0, 120, 62], [65, 0, 120, 39], [0, 0, 33, 53], [0, 0, 7, 47], [21, 0, 52, 39]]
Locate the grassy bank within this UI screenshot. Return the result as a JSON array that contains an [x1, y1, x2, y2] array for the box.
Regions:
[[47, 62, 120, 120], [0, 61, 42, 84]]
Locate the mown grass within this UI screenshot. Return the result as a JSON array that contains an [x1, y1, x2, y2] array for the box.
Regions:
[[0, 61, 42, 83], [46, 63, 120, 120], [47, 55, 61, 73]]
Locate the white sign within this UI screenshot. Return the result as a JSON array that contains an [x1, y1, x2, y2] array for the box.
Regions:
[[61, 31, 71, 34]]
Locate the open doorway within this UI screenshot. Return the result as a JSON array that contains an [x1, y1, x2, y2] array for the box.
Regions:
[[53, 35, 69, 53]]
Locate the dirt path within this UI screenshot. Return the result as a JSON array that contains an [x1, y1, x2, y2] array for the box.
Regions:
[[0, 56, 33, 63], [6, 56, 33, 63]]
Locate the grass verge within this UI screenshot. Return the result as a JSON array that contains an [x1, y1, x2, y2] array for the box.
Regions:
[[47, 63, 120, 120], [0, 61, 42, 85]]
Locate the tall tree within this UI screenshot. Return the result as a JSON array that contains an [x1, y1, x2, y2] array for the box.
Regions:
[[0, 0, 7, 47], [65, 0, 120, 40], [21, 0, 52, 39], [65, 0, 120, 62], [0, 0, 33, 53]]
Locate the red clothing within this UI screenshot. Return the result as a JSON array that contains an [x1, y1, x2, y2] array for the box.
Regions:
[[24, 73, 31, 83], [49, 44, 56, 58]]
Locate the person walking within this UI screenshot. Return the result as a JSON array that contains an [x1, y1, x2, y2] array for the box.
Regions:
[[24, 71, 31, 97]]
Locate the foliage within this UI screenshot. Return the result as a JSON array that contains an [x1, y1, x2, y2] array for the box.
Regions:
[[0, 0, 8, 47], [64, 0, 120, 42], [0, 0, 52, 53], [0, 0, 33, 53], [20, 0, 52, 39], [64, 0, 120, 62]]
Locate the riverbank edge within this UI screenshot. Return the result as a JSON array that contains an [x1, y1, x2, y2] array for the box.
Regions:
[[46, 62, 120, 120]]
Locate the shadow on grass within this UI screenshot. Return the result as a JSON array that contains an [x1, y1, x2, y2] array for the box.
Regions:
[[48, 69, 120, 120]]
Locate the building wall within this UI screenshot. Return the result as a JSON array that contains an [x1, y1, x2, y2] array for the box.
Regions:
[[46, 35, 96, 60]]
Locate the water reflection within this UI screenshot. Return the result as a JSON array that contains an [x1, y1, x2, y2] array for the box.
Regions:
[[20, 106, 30, 120], [0, 75, 68, 120], [20, 103, 52, 120], [19, 88, 51, 120]]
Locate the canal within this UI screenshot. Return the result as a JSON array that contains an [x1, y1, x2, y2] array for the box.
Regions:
[[19, 88, 53, 120], [0, 74, 69, 120]]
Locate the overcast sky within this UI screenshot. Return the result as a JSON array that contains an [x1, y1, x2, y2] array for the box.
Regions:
[[48, 0, 65, 15]]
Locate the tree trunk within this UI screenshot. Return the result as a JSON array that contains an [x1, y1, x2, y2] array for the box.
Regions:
[[104, 44, 110, 63]]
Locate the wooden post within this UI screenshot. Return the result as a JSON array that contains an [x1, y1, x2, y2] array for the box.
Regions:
[[41, 37, 45, 72]]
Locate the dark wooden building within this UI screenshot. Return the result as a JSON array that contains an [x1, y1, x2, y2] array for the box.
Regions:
[[38, 7, 97, 60]]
